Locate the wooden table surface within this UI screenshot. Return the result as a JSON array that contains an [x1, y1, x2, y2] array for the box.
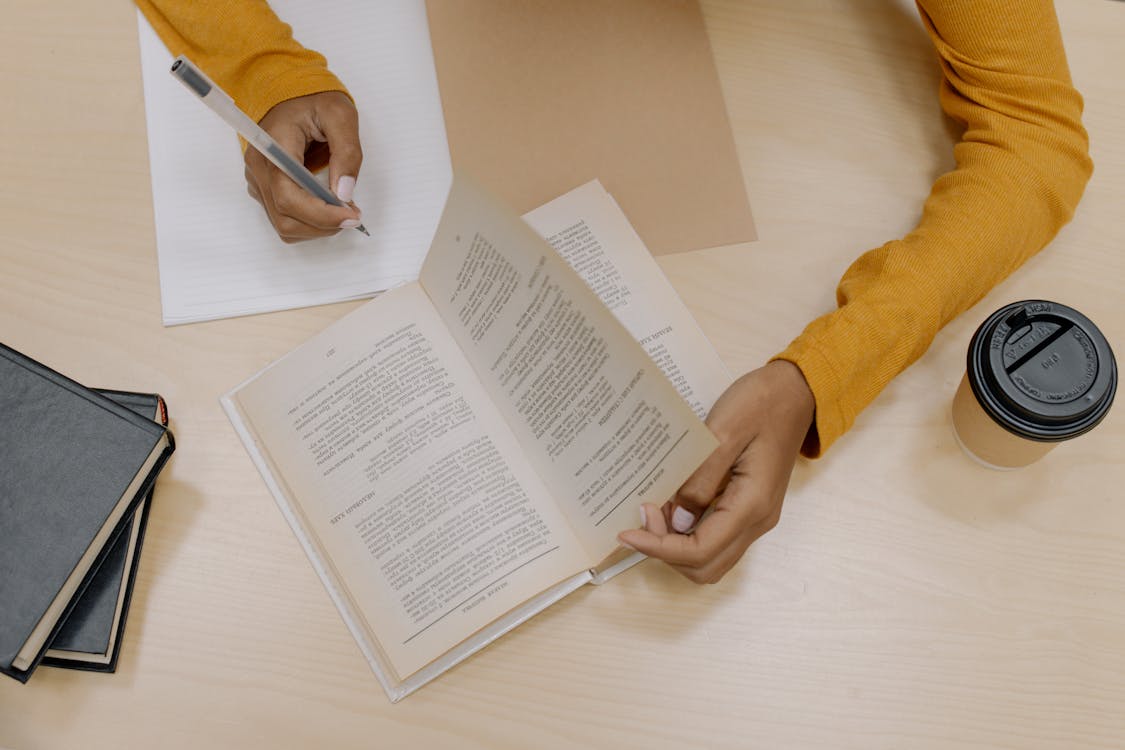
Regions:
[[2, 1, 1123, 748]]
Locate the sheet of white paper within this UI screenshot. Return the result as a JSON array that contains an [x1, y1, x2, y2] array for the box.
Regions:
[[137, 2, 452, 326]]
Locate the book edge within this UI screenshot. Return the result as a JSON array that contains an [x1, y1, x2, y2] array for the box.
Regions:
[[1, 432, 174, 681], [42, 390, 163, 669]]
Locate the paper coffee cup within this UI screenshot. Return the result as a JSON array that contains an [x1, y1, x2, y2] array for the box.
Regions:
[[952, 300, 1116, 469]]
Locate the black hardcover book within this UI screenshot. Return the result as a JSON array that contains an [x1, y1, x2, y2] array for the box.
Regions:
[[0, 345, 175, 683], [41, 390, 168, 673]]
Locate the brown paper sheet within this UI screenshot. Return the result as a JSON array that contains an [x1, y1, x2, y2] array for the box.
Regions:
[[425, 0, 756, 255]]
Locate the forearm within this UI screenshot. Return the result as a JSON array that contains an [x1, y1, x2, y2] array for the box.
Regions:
[[136, 0, 348, 123], [775, 0, 1092, 457]]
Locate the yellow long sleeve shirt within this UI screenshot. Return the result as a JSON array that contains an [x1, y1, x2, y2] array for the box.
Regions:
[[776, 0, 1091, 455], [136, 0, 348, 124], [137, 0, 1092, 458]]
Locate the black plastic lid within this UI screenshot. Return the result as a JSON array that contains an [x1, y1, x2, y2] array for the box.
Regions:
[[966, 300, 1117, 442]]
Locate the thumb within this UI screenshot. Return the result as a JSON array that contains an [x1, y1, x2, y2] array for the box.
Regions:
[[668, 441, 735, 533], [318, 94, 364, 203]]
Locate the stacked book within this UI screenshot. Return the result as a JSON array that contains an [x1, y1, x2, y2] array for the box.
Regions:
[[0, 344, 175, 683]]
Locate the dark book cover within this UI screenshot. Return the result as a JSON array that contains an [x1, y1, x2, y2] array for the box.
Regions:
[[41, 390, 168, 673], [0, 345, 175, 683]]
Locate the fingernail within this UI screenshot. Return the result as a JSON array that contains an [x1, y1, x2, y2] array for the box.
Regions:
[[618, 538, 636, 551], [639, 505, 648, 530], [336, 175, 356, 203], [339, 218, 362, 229], [671, 506, 695, 533]]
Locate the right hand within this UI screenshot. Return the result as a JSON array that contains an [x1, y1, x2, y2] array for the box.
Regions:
[[244, 91, 364, 243]]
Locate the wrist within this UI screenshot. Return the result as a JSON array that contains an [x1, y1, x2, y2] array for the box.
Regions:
[[766, 358, 817, 454]]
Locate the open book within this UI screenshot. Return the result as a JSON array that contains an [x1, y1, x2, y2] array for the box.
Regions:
[[222, 175, 731, 701]]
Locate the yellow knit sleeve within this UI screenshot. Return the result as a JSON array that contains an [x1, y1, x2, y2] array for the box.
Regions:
[[773, 0, 1092, 457], [135, 0, 349, 125]]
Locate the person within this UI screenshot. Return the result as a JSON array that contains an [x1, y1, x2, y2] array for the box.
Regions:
[[137, 0, 1092, 583]]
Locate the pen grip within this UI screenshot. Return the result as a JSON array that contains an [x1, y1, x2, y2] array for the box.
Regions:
[[262, 143, 344, 208]]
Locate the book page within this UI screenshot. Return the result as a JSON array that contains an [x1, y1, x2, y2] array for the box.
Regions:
[[230, 284, 588, 679], [421, 175, 718, 564], [137, 1, 452, 325], [523, 180, 733, 420]]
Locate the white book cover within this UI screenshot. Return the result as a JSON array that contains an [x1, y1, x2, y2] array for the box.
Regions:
[[222, 179, 731, 701]]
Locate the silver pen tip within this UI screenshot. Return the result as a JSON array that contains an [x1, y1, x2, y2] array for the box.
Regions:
[[356, 224, 370, 236]]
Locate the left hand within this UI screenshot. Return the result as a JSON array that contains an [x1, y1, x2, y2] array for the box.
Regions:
[[618, 360, 815, 583]]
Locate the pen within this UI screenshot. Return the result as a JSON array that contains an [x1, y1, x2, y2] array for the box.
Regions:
[[169, 55, 369, 236]]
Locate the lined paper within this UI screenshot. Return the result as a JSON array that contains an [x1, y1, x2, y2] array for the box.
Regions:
[[137, 1, 452, 325]]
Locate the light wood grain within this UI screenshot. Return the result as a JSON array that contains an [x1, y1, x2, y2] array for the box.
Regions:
[[2, 1, 1123, 748]]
